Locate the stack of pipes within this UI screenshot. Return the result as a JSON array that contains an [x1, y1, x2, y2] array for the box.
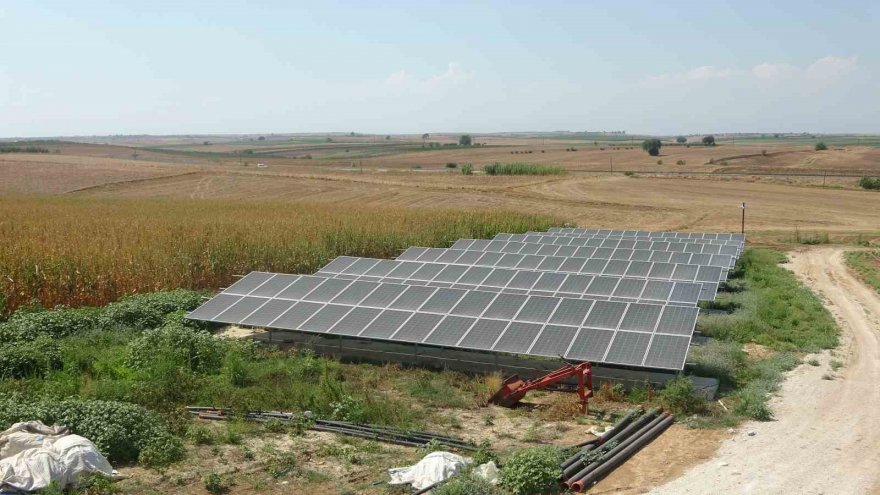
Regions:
[[560, 408, 674, 492]]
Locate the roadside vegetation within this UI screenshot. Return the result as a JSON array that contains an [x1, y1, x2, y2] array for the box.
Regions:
[[845, 250, 880, 294], [482, 162, 564, 176], [684, 249, 838, 426], [0, 196, 559, 316]]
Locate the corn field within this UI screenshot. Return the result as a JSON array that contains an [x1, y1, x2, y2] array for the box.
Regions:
[[0, 196, 561, 315]]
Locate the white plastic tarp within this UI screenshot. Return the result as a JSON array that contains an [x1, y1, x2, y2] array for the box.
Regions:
[[388, 451, 471, 490], [0, 421, 114, 492]]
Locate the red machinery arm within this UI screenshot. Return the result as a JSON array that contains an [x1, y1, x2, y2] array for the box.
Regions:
[[489, 362, 593, 414]]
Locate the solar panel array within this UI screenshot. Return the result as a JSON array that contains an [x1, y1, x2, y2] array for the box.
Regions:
[[313, 256, 703, 305], [187, 227, 745, 372], [450, 239, 734, 270], [396, 247, 721, 301]]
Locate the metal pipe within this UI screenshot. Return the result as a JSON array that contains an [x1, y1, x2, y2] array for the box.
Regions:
[[565, 412, 668, 487], [561, 408, 658, 479], [571, 414, 674, 491]]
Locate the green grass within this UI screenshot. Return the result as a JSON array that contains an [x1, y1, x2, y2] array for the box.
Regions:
[[845, 251, 880, 294], [482, 162, 564, 176], [698, 249, 838, 352], [684, 248, 838, 426]]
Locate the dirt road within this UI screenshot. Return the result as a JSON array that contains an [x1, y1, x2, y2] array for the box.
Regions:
[[651, 247, 880, 495]]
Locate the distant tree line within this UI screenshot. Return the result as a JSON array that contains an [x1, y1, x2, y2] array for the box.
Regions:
[[0, 145, 50, 154]]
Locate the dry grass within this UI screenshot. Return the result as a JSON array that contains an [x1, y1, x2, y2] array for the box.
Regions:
[[0, 195, 559, 314]]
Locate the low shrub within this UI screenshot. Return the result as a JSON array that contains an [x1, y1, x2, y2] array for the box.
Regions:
[[859, 177, 880, 190], [500, 446, 562, 495], [815, 142, 827, 151], [461, 163, 474, 175], [676, 160, 686, 166], [98, 290, 205, 330], [446, 162, 458, 169], [0, 394, 183, 466], [126, 316, 230, 374], [658, 375, 705, 416], [0, 336, 62, 378]]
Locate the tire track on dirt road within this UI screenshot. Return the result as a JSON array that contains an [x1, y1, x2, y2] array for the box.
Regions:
[[651, 246, 880, 495]]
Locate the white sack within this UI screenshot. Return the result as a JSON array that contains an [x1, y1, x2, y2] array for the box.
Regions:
[[473, 460, 500, 485], [388, 451, 471, 490]]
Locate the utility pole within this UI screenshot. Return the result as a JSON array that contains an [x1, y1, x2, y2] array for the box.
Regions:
[[740, 202, 747, 234]]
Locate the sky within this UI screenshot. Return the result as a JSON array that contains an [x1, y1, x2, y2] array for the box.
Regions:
[[2, 1, 879, 137]]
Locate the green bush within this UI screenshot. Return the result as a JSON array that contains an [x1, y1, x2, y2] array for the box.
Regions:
[[500, 446, 562, 495], [483, 163, 563, 176], [461, 163, 474, 175], [204, 472, 228, 494], [676, 160, 686, 165], [97, 290, 204, 330], [446, 162, 458, 169], [814, 142, 827, 151], [0, 336, 62, 378], [658, 375, 705, 416], [859, 177, 880, 190], [0, 394, 183, 466], [126, 318, 229, 374], [0, 290, 203, 344]]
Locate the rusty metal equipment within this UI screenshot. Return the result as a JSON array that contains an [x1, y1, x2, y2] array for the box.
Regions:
[[489, 361, 593, 413]]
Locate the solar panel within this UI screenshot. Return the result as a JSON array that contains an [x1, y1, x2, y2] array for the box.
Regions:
[[493, 322, 542, 354], [214, 296, 266, 323], [424, 316, 476, 346], [330, 307, 382, 336], [241, 299, 296, 327], [528, 325, 578, 357], [251, 274, 299, 297], [360, 310, 413, 338], [459, 319, 508, 350], [300, 304, 351, 332], [392, 313, 444, 342], [273, 301, 323, 329], [515, 296, 559, 323]]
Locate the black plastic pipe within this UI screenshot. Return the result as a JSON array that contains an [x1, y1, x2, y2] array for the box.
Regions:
[[561, 408, 659, 479], [565, 412, 668, 486], [572, 414, 674, 491], [561, 408, 639, 470]]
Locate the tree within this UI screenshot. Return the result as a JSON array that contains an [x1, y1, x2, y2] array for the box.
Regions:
[[676, 136, 687, 144], [459, 134, 472, 146], [385, 135, 391, 140], [641, 139, 662, 156], [422, 133, 429, 141], [702, 135, 715, 146], [815, 142, 828, 151], [257, 136, 266, 141]]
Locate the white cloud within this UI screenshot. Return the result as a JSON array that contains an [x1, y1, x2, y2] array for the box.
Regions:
[[384, 62, 472, 92], [805, 56, 857, 82], [751, 62, 798, 80], [641, 56, 859, 89]]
